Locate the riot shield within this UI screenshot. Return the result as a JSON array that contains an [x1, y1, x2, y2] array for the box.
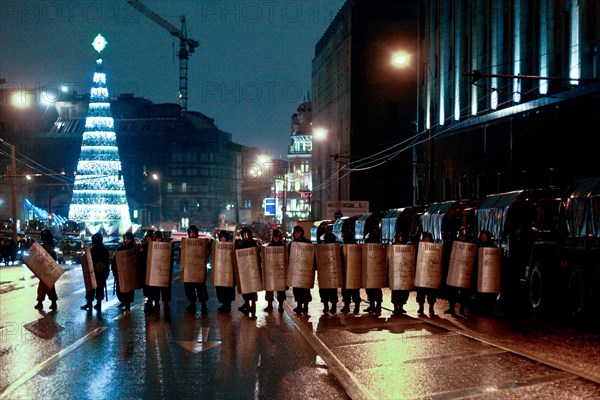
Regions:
[[23, 242, 65, 288], [180, 238, 210, 283], [388, 244, 416, 290], [261, 246, 288, 291], [414, 242, 443, 289], [446, 241, 477, 288], [362, 243, 387, 288], [146, 241, 173, 288], [315, 243, 342, 289], [235, 246, 262, 294], [287, 241, 315, 288]]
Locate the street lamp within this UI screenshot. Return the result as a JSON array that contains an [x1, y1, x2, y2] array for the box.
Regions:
[[391, 50, 434, 205], [0, 138, 18, 242], [152, 173, 163, 223]]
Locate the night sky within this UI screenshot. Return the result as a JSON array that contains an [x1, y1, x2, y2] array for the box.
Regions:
[[0, 0, 345, 158]]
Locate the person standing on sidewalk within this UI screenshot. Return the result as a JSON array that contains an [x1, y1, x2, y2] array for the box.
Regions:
[[264, 229, 287, 313], [80, 233, 110, 312], [34, 229, 58, 311]]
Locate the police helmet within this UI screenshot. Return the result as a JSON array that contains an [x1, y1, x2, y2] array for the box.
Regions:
[[92, 233, 103, 245], [40, 228, 53, 243]]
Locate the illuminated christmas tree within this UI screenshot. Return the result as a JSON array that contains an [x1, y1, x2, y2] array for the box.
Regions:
[[68, 34, 131, 236]]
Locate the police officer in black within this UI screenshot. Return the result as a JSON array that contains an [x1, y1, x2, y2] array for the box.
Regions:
[[318, 231, 339, 314], [81, 233, 110, 312], [264, 229, 287, 313], [236, 226, 260, 314], [111, 232, 137, 310], [34, 229, 58, 310], [391, 232, 411, 315], [183, 225, 209, 313], [340, 229, 362, 314], [291, 225, 312, 314], [364, 229, 383, 314], [215, 230, 236, 312]]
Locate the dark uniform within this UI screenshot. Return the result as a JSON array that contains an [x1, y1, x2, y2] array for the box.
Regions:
[[81, 233, 110, 312], [34, 229, 58, 310], [183, 225, 209, 313], [264, 229, 287, 313], [416, 232, 437, 316], [364, 230, 383, 314], [215, 230, 236, 312], [111, 232, 136, 310], [236, 226, 259, 314], [341, 230, 362, 314], [291, 225, 312, 314], [391, 232, 411, 315], [444, 227, 473, 316], [319, 232, 339, 314]]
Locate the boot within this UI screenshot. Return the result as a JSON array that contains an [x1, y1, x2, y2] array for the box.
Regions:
[[278, 303, 284, 313], [81, 301, 93, 310], [302, 303, 309, 314], [418, 303, 425, 315], [250, 300, 256, 314], [34, 301, 43, 310], [329, 302, 337, 314], [444, 301, 456, 316], [393, 306, 401, 316], [144, 300, 154, 311], [94, 301, 102, 311], [50, 301, 57, 310], [322, 302, 329, 314], [341, 302, 350, 314], [353, 302, 361, 314], [238, 301, 250, 313], [374, 302, 381, 314], [293, 304, 302, 314], [201, 302, 208, 314], [429, 304, 436, 316], [264, 301, 273, 312], [364, 300, 375, 313]]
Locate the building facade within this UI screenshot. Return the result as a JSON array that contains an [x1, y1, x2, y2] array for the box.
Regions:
[[1, 92, 243, 235], [417, 0, 600, 202], [312, 0, 420, 219]]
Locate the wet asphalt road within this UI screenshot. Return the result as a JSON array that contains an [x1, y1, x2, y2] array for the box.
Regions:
[[1, 262, 599, 399]]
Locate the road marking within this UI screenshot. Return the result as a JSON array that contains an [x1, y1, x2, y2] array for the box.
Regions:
[[176, 327, 221, 354], [284, 302, 378, 400], [0, 327, 107, 399]]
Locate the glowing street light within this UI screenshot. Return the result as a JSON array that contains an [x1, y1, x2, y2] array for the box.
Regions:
[[152, 173, 163, 223]]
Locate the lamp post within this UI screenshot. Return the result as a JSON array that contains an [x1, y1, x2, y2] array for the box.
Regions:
[[0, 138, 18, 243], [152, 173, 163, 223], [392, 51, 434, 204], [313, 128, 327, 220]]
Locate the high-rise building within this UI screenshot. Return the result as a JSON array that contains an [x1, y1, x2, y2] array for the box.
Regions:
[[68, 34, 131, 236]]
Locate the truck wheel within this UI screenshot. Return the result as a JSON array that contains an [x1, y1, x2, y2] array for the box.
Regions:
[[529, 265, 546, 312], [566, 267, 585, 318]]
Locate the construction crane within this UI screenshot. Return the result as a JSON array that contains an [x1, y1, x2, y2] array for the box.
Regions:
[[127, 0, 199, 112]]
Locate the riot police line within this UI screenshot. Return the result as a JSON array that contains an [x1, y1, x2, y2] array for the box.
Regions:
[[22, 225, 501, 317]]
